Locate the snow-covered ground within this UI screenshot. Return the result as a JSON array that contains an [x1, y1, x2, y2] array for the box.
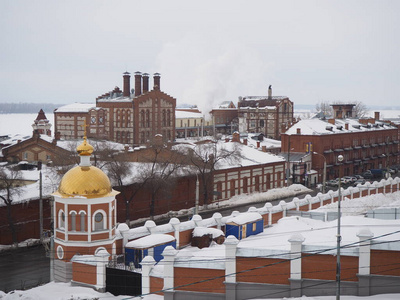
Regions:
[[0, 281, 161, 299]]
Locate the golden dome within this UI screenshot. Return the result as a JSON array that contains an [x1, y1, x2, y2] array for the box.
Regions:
[[76, 138, 94, 156], [56, 165, 116, 198]]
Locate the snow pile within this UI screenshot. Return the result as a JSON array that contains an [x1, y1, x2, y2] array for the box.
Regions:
[[313, 192, 400, 216], [192, 227, 224, 238], [125, 234, 175, 249]]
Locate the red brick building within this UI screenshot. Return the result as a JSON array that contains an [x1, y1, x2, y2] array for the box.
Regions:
[[54, 72, 176, 145], [209, 101, 238, 135], [2, 110, 71, 163], [281, 112, 399, 184], [237, 85, 294, 140]]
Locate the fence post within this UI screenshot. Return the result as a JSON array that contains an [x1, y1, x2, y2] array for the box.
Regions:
[[289, 233, 305, 297], [162, 246, 178, 294], [169, 218, 180, 249], [264, 203, 273, 226], [141, 256, 156, 295], [213, 212, 223, 230], [357, 228, 374, 296], [225, 235, 239, 300], [279, 201, 287, 217], [95, 249, 110, 292]]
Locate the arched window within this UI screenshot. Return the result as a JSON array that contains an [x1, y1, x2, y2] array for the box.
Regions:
[[70, 211, 76, 231], [162, 109, 166, 127], [121, 109, 125, 127], [167, 110, 171, 126], [140, 110, 145, 127], [93, 210, 106, 231], [58, 210, 65, 230], [80, 211, 86, 232], [116, 109, 120, 127], [125, 111, 129, 127], [146, 110, 150, 128]]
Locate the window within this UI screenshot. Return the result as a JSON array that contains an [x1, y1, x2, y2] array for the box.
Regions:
[[94, 211, 106, 231], [252, 223, 257, 232], [162, 110, 166, 126], [80, 212, 86, 232], [70, 211, 76, 231], [167, 110, 171, 126], [57, 246, 64, 259], [59, 210, 65, 229], [146, 110, 150, 127]]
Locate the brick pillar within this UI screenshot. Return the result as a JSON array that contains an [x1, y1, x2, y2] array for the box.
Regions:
[[95, 250, 110, 292], [225, 235, 239, 300], [289, 234, 305, 297], [144, 220, 157, 234], [293, 197, 300, 211], [192, 214, 202, 227], [213, 212, 223, 230], [279, 200, 287, 217], [169, 218, 180, 249], [141, 256, 156, 295], [357, 228, 374, 296], [162, 246, 178, 292], [264, 202, 273, 226]]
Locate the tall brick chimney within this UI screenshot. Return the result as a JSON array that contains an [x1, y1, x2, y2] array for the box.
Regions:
[[123, 72, 131, 97], [134, 71, 142, 96], [268, 85, 272, 99], [142, 73, 149, 93], [374, 111, 380, 121], [153, 73, 161, 90]]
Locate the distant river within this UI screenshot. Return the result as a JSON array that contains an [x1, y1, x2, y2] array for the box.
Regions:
[[0, 113, 54, 137]]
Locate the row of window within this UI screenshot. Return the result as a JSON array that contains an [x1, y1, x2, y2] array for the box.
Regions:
[[58, 210, 109, 232], [140, 109, 172, 128], [215, 172, 283, 200]]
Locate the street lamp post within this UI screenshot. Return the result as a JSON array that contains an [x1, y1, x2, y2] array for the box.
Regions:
[[314, 152, 327, 194], [336, 154, 344, 300]]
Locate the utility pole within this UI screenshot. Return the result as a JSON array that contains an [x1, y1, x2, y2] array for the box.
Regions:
[[38, 161, 43, 243], [287, 134, 291, 187], [336, 154, 344, 300], [195, 175, 199, 215]]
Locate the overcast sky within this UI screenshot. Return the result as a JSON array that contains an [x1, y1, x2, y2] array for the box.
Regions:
[[1, 0, 399, 114]]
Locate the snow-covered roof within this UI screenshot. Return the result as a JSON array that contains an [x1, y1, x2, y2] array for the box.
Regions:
[[96, 96, 132, 103], [192, 227, 224, 238], [285, 118, 395, 135], [54, 103, 96, 113], [246, 134, 281, 149], [226, 212, 262, 225], [125, 233, 175, 249], [175, 110, 203, 119], [242, 96, 288, 101]]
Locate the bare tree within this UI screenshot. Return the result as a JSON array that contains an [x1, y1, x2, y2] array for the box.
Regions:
[[51, 140, 80, 175], [137, 140, 187, 219], [0, 165, 23, 245], [185, 141, 241, 206], [352, 101, 369, 118], [315, 101, 333, 118], [95, 143, 134, 224]]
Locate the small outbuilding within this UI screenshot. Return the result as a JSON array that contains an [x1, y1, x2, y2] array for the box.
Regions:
[[125, 234, 176, 268], [225, 212, 263, 240], [191, 227, 225, 249]]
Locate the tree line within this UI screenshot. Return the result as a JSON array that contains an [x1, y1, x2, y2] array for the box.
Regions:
[[0, 103, 62, 114]]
